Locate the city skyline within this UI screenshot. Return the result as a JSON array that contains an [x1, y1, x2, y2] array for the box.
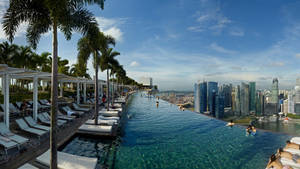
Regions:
[[1, 0, 300, 90]]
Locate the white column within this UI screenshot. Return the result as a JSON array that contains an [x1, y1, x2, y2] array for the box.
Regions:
[[83, 83, 86, 103], [77, 82, 80, 104], [4, 74, 10, 127], [60, 82, 63, 97], [33, 76, 38, 121], [1, 77, 4, 95]]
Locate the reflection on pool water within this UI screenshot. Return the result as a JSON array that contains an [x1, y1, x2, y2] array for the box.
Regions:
[[62, 93, 291, 169]]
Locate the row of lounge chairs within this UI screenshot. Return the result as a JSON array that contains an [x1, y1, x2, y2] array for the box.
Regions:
[[0, 102, 91, 156], [78, 97, 125, 136], [0, 99, 52, 120]]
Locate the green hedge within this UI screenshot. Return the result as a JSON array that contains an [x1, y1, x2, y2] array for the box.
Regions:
[[0, 92, 50, 104], [287, 113, 300, 119]]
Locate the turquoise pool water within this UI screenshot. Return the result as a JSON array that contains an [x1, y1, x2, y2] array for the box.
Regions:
[[62, 93, 291, 169]]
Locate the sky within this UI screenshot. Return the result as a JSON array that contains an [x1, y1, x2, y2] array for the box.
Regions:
[[0, 0, 300, 91]]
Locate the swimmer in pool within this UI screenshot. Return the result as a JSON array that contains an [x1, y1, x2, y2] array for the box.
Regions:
[[156, 101, 159, 108], [226, 120, 235, 127]]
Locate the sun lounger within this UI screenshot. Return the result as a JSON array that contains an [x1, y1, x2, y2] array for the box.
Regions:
[[38, 113, 66, 126], [0, 104, 20, 117], [79, 124, 112, 133], [99, 110, 119, 117], [291, 137, 300, 145], [0, 135, 19, 154], [42, 112, 67, 123], [57, 110, 75, 121], [15, 119, 47, 139], [280, 157, 300, 169], [85, 119, 118, 126], [39, 99, 51, 106], [36, 150, 97, 169], [24, 116, 50, 131], [0, 122, 28, 144], [62, 106, 84, 116], [98, 115, 120, 121], [72, 103, 90, 112], [18, 163, 38, 169]]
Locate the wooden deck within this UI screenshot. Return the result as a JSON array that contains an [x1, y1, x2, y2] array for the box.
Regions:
[[0, 111, 94, 169]]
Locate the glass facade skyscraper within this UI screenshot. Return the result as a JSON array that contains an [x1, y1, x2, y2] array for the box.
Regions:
[[240, 82, 249, 116], [199, 82, 207, 113], [194, 83, 200, 113], [270, 78, 279, 104], [249, 82, 256, 112], [208, 82, 218, 112], [215, 93, 225, 118]]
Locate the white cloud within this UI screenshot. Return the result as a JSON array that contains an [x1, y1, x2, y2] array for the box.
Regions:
[[269, 61, 285, 67], [103, 27, 123, 42], [295, 53, 300, 58], [229, 27, 244, 37], [187, 26, 204, 32], [209, 42, 236, 54], [130, 61, 139, 67], [95, 17, 126, 42]]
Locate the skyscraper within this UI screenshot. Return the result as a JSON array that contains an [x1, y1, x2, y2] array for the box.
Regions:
[[231, 88, 236, 112], [211, 90, 217, 117], [249, 82, 256, 112], [215, 92, 225, 118], [255, 91, 265, 116], [288, 92, 295, 114], [222, 84, 232, 108], [208, 82, 218, 112], [295, 78, 300, 103], [199, 82, 207, 113], [194, 83, 200, 113], [235, 85, 241, 116], [240, 82, 250, 116], [270, 78, 279, 104]]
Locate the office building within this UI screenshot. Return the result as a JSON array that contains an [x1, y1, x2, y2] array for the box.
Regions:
[[295, 78, 300, 103], [208, 82, 218, 112], [199, 82, 207, 113], [249, 82, 256, 112], [288, 92, 295, 114], [215, 93, 225, 119], [194, 83, 200, 113], [222, 84, 232, 108], [270, 78, 279, 104], [240, 83, 250, 116], [235, 85, 241, 116], [256, 91, 265, 116]]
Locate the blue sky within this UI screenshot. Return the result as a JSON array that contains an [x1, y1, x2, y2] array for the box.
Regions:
[[1, 0, 300, 90]]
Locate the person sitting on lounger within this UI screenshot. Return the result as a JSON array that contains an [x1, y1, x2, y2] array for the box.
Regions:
[[285, 140, 300, 150], [267, 154, 283, 169], [267, 154, 292, 169], [277, 148, 300, 163]]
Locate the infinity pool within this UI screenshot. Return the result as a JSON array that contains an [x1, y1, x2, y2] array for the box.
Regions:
[[62, 93, 291, 169]]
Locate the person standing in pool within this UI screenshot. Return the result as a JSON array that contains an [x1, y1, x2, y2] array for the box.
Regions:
[[156, 101, 159, 108]]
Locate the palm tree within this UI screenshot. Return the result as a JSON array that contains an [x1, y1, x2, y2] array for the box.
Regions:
[[2, 1, 104, 168], [77, 31, 115, 125], [100, 48, 120, 111], [69, 63, 91, 79], [0, 41, 19, 66]]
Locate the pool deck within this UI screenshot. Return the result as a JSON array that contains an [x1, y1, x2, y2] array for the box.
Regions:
[[0, 110, 94, 169]]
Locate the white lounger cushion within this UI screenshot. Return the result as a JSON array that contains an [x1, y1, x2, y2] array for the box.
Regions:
[[18, 163, 38, 169], [79, 124, 112, 133], [85, 119, 117, 126], [284, 148, 300, 156], [99, 110, 119, 117], [99, 115, 120, 121], [291, 137, 300, 145], [36, 150, 97, 169], [280, 157, 300, 169]]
